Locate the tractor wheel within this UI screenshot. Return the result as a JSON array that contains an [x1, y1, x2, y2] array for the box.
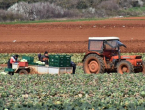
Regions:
[[142, 61, 145, 74], [83, 54, 105, 74], [117, 61, 134, 74], [19, 69, 29, 75]]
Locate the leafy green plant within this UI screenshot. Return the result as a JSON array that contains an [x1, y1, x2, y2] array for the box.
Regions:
[[0, 73, 145, 109]]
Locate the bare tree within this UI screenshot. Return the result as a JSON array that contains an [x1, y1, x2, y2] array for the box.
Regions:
[[98, 0, 120, 11]]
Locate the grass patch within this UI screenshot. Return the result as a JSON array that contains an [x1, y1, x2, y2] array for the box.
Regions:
[[128, 7, 145, 12], [0, 18, 106, 25], [119, 18, 145, 20]]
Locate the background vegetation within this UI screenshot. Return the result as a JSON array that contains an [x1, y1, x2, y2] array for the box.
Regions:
[[0, 0, 145, 22], [0, 0, 145, 9]]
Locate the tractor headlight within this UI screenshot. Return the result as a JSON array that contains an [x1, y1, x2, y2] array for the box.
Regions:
[[136, 62, 142, 66], [140, 63, 142, 65]]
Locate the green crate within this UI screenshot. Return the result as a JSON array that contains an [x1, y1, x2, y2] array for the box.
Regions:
[[4, 68, 14, 72], [64, 64, 71, 67], [29, 62, 38, 65], [22, 56, 34, 63], [50, 60, 70, 64], [49, 55, 71, 67], [49, 63, 58, 67]]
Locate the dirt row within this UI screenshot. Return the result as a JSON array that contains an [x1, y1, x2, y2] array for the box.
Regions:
[[0, 17, 145, 53], [0, 24, 145, 42], [0, 40, 144, 53]]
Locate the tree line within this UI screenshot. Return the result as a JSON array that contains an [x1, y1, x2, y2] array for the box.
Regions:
[[0, 0, 144, 9]]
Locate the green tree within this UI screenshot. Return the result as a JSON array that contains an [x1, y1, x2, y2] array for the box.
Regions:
[[76, 1, 88, 9]]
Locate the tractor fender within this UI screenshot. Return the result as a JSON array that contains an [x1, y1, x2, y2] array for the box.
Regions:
[[113, 59, 126, 68], [82, 52, 101, 62]]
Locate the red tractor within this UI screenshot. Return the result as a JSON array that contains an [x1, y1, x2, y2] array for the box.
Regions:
[[83, 37, 145, 74]]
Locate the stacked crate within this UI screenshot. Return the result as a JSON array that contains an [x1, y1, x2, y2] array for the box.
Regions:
[[22, 56, 34, 63], [21, 56, 39, 66], [49, 55, 71, 67], [5, 68, 14, 72]]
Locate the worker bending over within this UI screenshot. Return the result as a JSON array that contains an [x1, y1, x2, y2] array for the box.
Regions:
[[7, 54, 19, 75], [40, 51, 49, 65]]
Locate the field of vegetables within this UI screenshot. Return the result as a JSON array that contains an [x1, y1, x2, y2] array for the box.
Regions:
[[0, 73, 145, 109], [0, 53, 85, 65], [1, 53, 145, 65], [0, 53, 145, 109]]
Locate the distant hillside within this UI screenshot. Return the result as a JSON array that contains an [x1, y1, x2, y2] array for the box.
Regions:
[[0, 0, 145, 9], [0, 0, 145, 22]]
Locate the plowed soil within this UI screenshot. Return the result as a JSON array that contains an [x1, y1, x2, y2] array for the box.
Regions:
[[0, 17, 145, 53]]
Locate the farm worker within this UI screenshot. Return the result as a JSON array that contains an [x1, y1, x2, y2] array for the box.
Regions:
[[38, 53, 41, 61], [71, 61, 76, 74], [40, 51, 49, 65], [7, 54, 19, 75]]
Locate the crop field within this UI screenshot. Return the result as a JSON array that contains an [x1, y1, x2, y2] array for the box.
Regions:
[[0, 73, 145, 110], [0, 17, 145, 53], [1, 17, 145, 109], [0, 53, 145, 109]]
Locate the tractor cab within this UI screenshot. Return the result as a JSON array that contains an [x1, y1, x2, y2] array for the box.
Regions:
[[89, 37, 120, 52], [83, 37, 144, 74], [88, 37, 126, 59]]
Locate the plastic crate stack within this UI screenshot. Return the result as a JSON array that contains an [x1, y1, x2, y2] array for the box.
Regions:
[[49, 55, 71, 67], [22, 56, 38, 65]]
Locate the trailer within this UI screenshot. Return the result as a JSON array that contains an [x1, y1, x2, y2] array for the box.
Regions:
[[5, 55, 73, 75], [5, 63, 73, 75], [29, 65, 73, 74]]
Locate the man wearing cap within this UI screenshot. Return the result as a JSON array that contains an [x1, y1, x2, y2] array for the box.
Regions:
[[40, 51, 49, 65], [7, 54, 19, 75]]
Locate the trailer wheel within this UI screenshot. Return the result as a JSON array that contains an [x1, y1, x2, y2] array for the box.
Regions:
[[117, 61, 134, 74], [19, 70, 29, 74]]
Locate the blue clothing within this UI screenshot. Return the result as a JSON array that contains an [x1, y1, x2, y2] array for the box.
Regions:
[[38, 53, 41, 61]]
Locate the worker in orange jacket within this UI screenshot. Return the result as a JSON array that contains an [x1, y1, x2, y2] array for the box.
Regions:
[[7, 54, 19, 75]]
